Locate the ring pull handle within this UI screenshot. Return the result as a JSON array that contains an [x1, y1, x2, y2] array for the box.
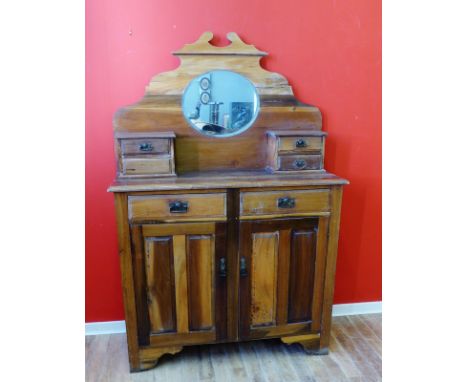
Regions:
[[240, 257, 248, 277], [139, 142, 154, 152], [219, 257, 227, 278], [277, 197, 296, 209], [168, 201, 188, 213], [293, 159, 307, 169], [295, 138, 307, 148]]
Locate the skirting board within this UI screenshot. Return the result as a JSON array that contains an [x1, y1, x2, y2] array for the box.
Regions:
[[85, 301, 381, 336]]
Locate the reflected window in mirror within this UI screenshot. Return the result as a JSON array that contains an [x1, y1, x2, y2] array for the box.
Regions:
[[182, 70, 260, 137]]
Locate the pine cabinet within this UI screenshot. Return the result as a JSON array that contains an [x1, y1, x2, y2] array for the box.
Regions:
[[108, 32, 348, 371]]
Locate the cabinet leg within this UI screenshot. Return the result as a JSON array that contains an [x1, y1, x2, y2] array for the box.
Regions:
[[281, 334, 328, 355], [132, 346, 183, 372]]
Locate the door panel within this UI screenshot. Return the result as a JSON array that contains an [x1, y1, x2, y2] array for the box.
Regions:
[[239, 218, 327, 340], [145, 237, 176, 334], [187, 235, 215, 331], [288, 230, 316, 322], [131, 222, 226, 346], [250, 232, 279, 327]]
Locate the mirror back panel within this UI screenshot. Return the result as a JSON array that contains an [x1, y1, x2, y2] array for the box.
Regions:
[[113, 32, 323, 173]]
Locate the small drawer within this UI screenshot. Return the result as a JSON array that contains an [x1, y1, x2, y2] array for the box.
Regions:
[[122, 157, 172, 175], [240, 189, 330, 217], [278, 136, 323, 153], [128, 193, 227, 221], [121, 138, 170, 155], [278, 155, 322, 171]]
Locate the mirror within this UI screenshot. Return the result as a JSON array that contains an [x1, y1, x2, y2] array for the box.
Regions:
[[182, 70, 260, 137]]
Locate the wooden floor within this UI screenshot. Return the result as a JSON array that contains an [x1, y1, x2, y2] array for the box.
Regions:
[[86, 314, 381, 382]]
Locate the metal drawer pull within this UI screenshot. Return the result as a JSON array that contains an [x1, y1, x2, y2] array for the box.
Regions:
[[240, 257, 248, 277], [168, 201, 188, 213], [139, 142, 154, 152], [219, 257, 227, 278], [293, 159, 306, 169], [295, 138, 307, 148], [277, 197, 296, 209]]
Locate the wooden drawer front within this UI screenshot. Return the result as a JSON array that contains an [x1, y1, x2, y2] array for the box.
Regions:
[[121, 138, 170, 155], [240, 189, 330, 217], [122, 157, 172, 175], [278, 155, 322, 171], [129, 193, 227, 221], [278, 136, 322, 153]]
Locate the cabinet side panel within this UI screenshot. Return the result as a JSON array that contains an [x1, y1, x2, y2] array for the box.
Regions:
[[288, 229, 317, 323], [187, 235, 214, 331], [145, 237, 176, 333], [251, 232, 279, 327]]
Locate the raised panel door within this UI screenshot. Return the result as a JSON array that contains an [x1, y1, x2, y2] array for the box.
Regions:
[[239, 217, 328, 340], [130, 222, 227, 347]]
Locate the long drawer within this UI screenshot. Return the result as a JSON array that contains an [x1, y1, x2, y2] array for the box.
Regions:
[[128, 193, 227, 221], [240, 189, 330, 217]]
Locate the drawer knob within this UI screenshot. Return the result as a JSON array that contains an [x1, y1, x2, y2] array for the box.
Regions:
[[293, 159, 306, 169], [139, 142, 154, 152], [277, 197, 296, 209], [295, 138, 307, 148], [240, 257, 248, 277], [219, 257, 227, 278], [169, 201, 188, 213]]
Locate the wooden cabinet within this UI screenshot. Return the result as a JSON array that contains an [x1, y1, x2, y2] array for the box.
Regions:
[[108, 32, 348, 371]]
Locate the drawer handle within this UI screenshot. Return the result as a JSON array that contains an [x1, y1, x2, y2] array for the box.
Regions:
[[169, 201, 188, 213], [219, 257, 227, 278], [293, 159, 307, 169], [277, 197, 296, 209], [295, 138, 308, 148], [240, 257, 248, 277], [139, 142, 154, 152]]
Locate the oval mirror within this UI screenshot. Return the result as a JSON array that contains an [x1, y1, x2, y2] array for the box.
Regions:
[[182, 70, 260, 137]]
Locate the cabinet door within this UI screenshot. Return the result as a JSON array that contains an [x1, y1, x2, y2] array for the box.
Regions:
[[130, 222, 227, 347], [239, 217, 328, 340]]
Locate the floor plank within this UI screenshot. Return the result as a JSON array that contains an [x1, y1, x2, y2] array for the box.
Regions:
[[86, 313, 382, 382]]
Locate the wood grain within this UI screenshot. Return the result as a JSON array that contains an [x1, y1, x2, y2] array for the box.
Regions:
[[278, 154, 322, 171], [120, 138, 170, 155], [122, 156, 172, 176], [319, 186, 344, 352], [288, 229, 316, 323], [173, 235, 189, 334], [108, 171, 348, 192], [145, 237, 176, 333], [187, 235, 214, 331], [113, 193, 140, 371], [240, 189, 330, 217], [86, 313, 382, 381], [250, 232, 279, 327], [128, 193, 226, 221], [278, 136, 323, 153]]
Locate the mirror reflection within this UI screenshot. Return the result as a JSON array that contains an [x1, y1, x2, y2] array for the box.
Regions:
[[182, 70, 260, 137]]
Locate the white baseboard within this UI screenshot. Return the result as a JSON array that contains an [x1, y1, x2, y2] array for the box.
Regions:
[[85, 320, 126, 335], [331, 301, 382, 317], [85, 301, 381, 336]]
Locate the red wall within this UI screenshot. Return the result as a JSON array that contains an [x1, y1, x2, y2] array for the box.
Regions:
[[85, 0, 381, 322]]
